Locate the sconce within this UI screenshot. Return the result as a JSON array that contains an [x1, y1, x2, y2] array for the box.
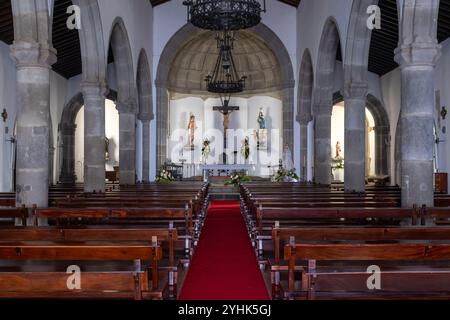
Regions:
[[441, 106, 447, 120], [1, 109, 7, 122]]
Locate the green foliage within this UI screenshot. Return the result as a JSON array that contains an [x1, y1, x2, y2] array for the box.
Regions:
[[331, 156, 344, 170], [155, 169, 175, 183], [273, 168, 299, 182], [225, 173, 252, 187]]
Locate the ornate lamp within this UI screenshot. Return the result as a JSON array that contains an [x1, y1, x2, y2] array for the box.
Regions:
[[205, 31, 247, 99], [183, 0, 266, 31]]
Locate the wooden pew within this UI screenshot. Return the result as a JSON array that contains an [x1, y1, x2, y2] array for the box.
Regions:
[[284, 242, 450, 300], [0, 243, 162, 299], [0, 226, 180, 298], [0, 206, 28, 226]]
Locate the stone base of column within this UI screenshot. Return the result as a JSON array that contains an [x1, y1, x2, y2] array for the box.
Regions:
[[84, 165, 105, 193], [344, 161, 365, 192], [401, 160, 434, 208], [16, 168, 49, 207]]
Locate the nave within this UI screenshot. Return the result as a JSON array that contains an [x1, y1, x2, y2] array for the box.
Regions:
[[1, 180, 450, 300]]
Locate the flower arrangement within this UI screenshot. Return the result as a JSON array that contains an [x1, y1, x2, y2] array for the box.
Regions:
[[225, 173, 252, 187], [241, 136, 250, 160], [155, 169, 175, 183], [273, 167, 299, 182], [202, 138, 211, 159], [331, 156, 344, 170]]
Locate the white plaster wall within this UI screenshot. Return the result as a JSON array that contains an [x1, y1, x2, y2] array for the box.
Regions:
[[0, 41, 17, 192], [167, 95, 282, 176], [297, 0, 353, 81]]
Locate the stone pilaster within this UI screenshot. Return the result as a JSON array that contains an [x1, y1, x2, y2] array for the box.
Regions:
[[343, 83, 368, 193], [116, 99, 137, 185], [81, 82, 107, 193], [395, 42, 441, 207]]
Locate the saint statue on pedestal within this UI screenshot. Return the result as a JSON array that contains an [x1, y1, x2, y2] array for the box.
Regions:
[[187, 113, 196, 149], [335, 141, 342, 159], [257, 109, 266, 129]]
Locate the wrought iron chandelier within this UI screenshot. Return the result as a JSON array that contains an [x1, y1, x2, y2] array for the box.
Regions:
[[205, 31, 247, 97], [183, 0, 266, 31]]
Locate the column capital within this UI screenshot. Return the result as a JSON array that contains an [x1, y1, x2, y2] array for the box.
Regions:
[[80, 81, 108, 98], [343, 82, 368, 100], [10, 41, 57, 68], [116, 98, 138, 114], [296, 113, 312, 125], [394, 42, 441, 68], [138, 113, 154, 122]]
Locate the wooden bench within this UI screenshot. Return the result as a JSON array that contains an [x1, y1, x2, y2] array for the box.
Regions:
[[283, 242, 450, 300], [0, 242, 162, 299]]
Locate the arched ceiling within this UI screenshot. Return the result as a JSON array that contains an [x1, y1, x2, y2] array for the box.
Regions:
[[168, 30, 283, 98]]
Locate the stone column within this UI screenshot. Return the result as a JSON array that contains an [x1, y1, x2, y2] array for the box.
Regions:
[[59, 123, 77, 183], [281, 86, 295, 152], [139, 115, 152, 183], [82, 82, 107, 193], [156, 85, 168, 169], [297, 114, 311, 181], [313, 101, 333, 185], [10, 0, 56, 207], [395, 44, 440, 207], [343, 83, 368, 193], [117, 100, 137, 185]]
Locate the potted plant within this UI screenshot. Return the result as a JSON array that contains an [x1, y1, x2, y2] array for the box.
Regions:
[[225, 173, 252, 188]]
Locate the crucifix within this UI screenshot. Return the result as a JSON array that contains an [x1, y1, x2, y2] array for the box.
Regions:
[[213, 99, 239, 164]]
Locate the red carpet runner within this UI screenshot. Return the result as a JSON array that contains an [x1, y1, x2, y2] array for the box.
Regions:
[[179, 201, 269, 300]]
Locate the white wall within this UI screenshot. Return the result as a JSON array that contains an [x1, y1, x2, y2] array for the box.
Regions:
[[0, 41, 17, 192], [168, 95, 283, 177]]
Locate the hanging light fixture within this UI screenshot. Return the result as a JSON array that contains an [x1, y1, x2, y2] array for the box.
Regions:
[[205, 31, 247, 100], [183, 0, 266, 31]]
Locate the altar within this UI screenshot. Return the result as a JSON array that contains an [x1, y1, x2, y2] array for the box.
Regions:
[[201, 164, 254, 182]]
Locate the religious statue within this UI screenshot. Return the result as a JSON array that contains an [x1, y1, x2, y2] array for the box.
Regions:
[[282, 144, 294, 171], [257, 109, 266, 129], [256, 108, 268, 150], [335, 141, 342, 159], [223, 112, 230, 132], [187, 113, 197, 149], [241, 136, 250, 161]]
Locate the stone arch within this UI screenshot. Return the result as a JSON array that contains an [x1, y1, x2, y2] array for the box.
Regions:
[[313, 17, 342, 185], [366, 94, 390, 177], [136, 49, 153, 182], [344, 0, 378, 86], [72, 0, 107, 84], [333, 93, 391, 179], [155, 23, 295, 168], [58, 91, 117, 184], [107, 17, 137, 185], [297, 49, 314, 180]]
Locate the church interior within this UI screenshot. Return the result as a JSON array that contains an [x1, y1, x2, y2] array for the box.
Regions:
[[1, 0, 450, 302]]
